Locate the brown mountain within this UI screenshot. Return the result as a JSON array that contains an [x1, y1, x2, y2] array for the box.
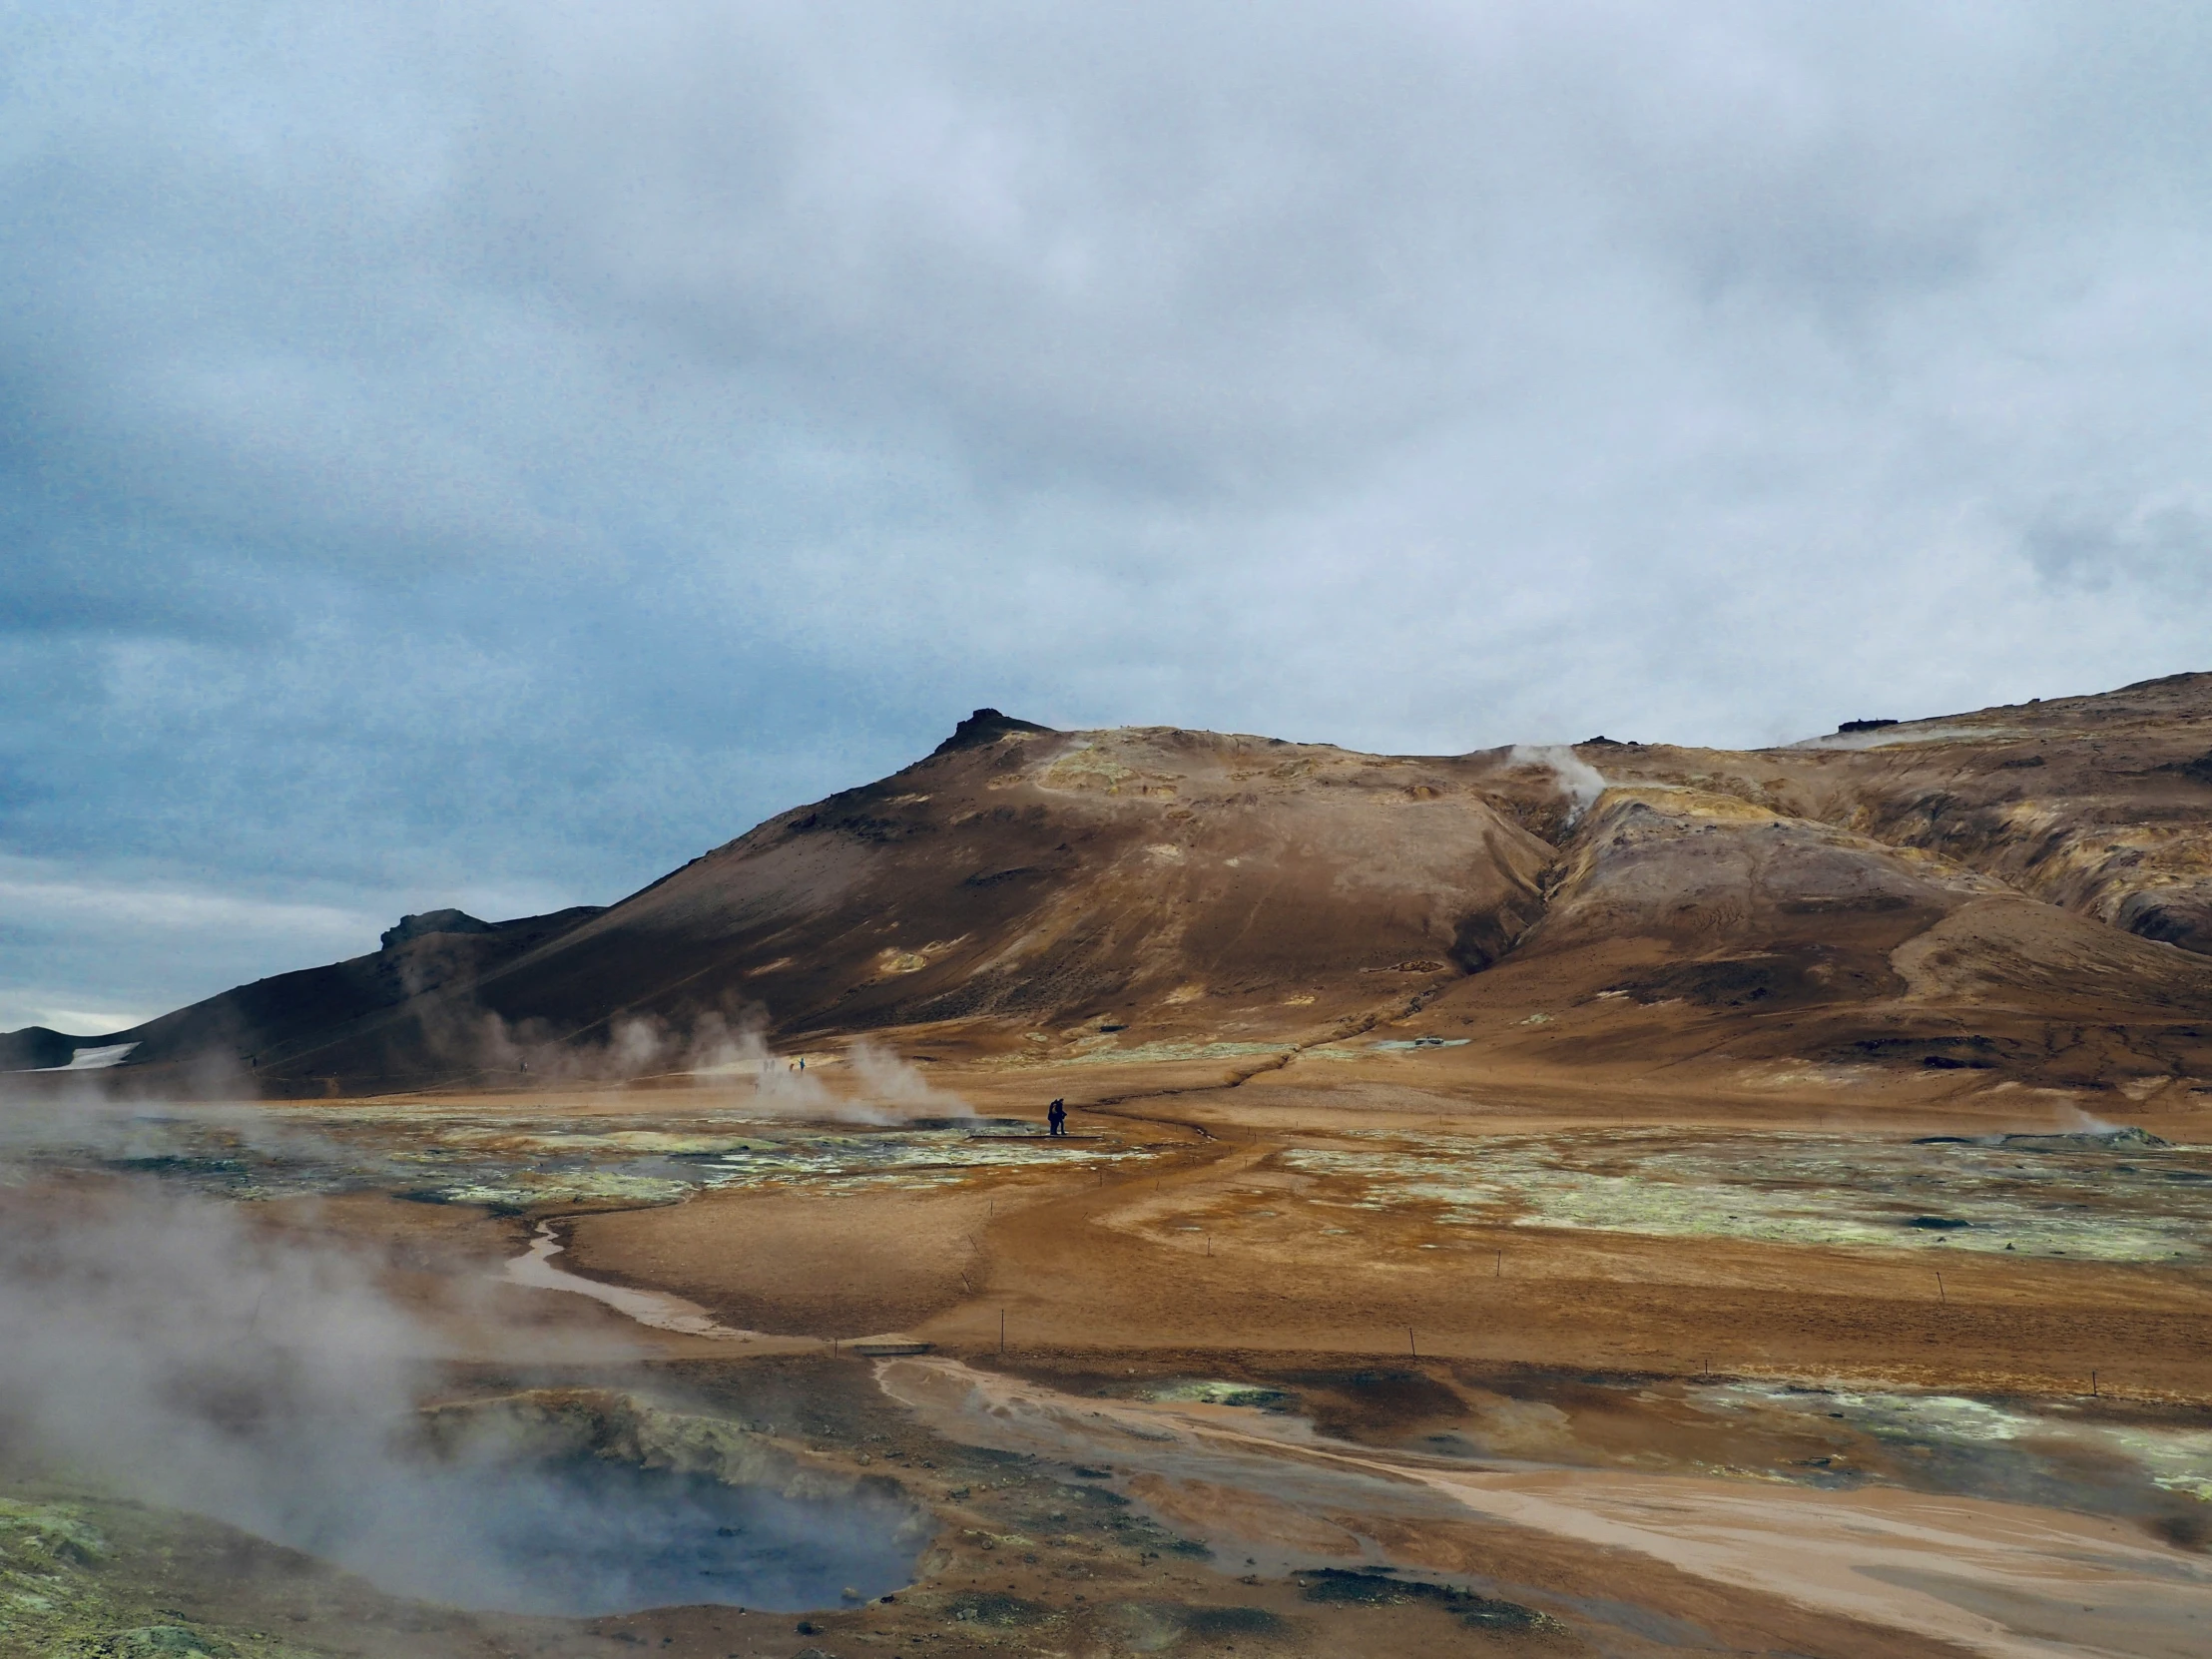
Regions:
[[13, 677, 2212, 1097], [0, 905, 605, 1084]]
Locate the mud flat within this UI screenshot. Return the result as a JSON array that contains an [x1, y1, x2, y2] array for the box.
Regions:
[[880, 1355, 2212, 1659], [6, 1064, 2210, 1659]]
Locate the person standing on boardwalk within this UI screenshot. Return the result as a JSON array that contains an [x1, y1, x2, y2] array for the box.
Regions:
[[1047, 1098, 1067, 1137]]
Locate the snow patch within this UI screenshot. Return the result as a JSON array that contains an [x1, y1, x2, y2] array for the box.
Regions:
[[38, 1042, 140, 1072]]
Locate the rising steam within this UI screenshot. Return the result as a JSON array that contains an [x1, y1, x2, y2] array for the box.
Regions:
[[0, 1050, 948, 1618], [1508, 743, 1609, 824], [0, 1163, 922, 1615], [0, 1178, 646, 1610], [401, 1000, 970, 1120]]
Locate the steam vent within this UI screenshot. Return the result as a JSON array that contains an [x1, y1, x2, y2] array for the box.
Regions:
[[9, 674, 2212, 1657]]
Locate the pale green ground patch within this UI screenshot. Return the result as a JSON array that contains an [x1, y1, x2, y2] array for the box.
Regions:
[[1276, 1128, 2212, 1262], [1062, 1041, 1295, 1065], [19, 1110, 1158, 1211], [684, 1125, 1152, 1196], [1133, 1382, 1292, 1409], [436, 1129, 766, 1156], [1055, 1036, 1469, 1065], [0, 1497, 313, 1659], [421, 1171, 699, 1208], [0, 1495, 109, 1649], [1696, 1382, 2212, 1506]]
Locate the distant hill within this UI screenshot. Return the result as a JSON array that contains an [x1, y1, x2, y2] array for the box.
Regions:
[[12, 677, 2212, 1097], [5, 905, 604, 1090], [0, 1026, 86, 1072]]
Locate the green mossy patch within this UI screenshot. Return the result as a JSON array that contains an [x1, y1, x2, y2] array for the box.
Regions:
[[98, 1628, 238, 1658], [0, 1495, 321, 1659]]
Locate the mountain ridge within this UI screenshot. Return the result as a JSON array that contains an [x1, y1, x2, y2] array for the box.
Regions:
[[9, 675, 2212, 1101]]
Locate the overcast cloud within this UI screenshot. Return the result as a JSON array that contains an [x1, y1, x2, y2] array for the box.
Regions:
[[5, 1, 2211, 1031]]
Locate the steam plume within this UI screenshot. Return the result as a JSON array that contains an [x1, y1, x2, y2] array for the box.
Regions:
[[1508, 743, 1609, 824], [0, 1167, 919, 1615], [0, 1177, 648, 1611]]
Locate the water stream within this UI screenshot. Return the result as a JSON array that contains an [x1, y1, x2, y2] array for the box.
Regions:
[[504, 1221, 761, 1340]]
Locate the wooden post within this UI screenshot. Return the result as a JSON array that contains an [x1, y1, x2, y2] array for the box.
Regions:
[[1936, 1272, 1945, 1305], [1494, 1250, 1502, 1279], [1408, 1328, 1417, 1360], [999, 1309, 1006, 1355]]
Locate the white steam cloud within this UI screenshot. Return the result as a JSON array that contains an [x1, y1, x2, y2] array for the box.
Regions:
[[0, 1165, 926, 1616], [0, 1073, 946, 1617], [1508, 743, 1610, 825], [191, 988, 976, 1123], [0, 1180, 646, 1611]]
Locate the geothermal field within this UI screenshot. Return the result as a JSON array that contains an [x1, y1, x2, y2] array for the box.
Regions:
[[6, 678, 2212, 1658]]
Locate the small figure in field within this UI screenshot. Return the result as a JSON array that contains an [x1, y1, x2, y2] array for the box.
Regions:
[[1047, 1099, 1067, 1138]]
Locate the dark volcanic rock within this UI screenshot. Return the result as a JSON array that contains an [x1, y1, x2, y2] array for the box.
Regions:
[[931, 708, 1056, 755], [1293, 1569, 1546, 1629], [2155, 749, 2212, 786], [380, 908, 496, 950]]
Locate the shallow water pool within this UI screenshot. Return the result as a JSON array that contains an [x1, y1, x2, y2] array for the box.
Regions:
[[309, 1446, 924, 1618]]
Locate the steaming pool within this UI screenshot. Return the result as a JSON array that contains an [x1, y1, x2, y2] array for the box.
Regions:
[[357, 1391, 932, 1618], [365, 1453, 920, 1617]]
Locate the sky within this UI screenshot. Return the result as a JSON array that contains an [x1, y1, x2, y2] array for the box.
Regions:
[[5, 1, 2212, 1033]]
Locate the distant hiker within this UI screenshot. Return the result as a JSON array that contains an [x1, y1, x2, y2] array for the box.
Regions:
[[1047, 1099, 1067, 1137]]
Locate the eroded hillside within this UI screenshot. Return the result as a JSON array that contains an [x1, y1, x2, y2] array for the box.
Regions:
[[16, 675, 2212, 1100]]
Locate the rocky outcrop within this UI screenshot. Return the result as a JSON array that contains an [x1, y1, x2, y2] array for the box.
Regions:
[[380, 908, 495, 950], [930, 708, 1057, 755]]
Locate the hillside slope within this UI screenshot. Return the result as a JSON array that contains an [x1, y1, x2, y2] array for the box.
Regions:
[[10, 677, 2212, 1098]]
